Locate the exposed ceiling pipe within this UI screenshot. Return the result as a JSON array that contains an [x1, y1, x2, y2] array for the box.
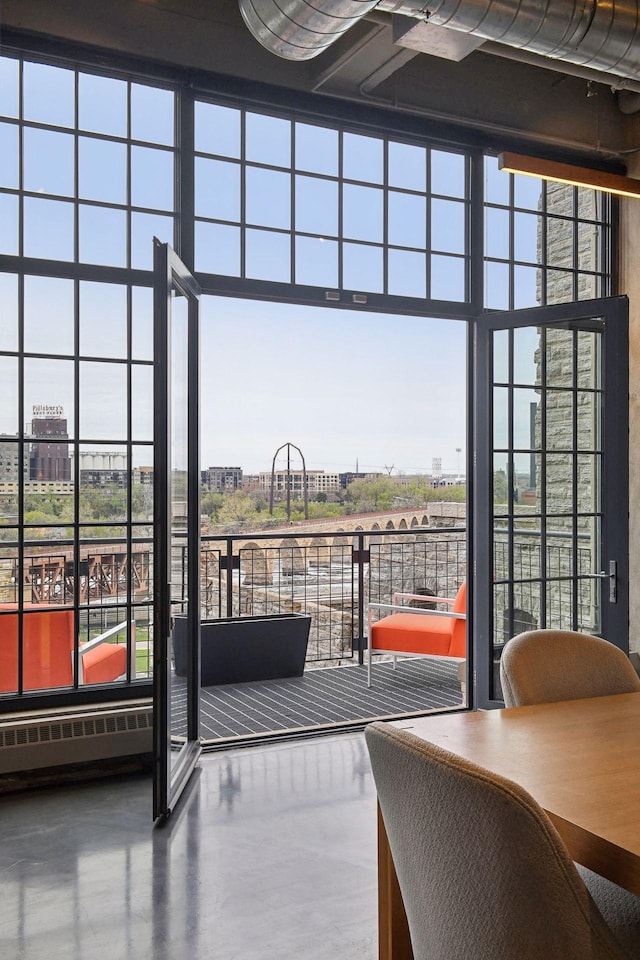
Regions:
[[238, 0, 640, 86]]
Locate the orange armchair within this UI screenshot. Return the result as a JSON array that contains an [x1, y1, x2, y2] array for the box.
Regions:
[[367, 581, 466, 687], [0, 604, 130, 693]]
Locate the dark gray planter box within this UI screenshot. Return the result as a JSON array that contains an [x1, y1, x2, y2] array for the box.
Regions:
[[173, 613, 311, 686]]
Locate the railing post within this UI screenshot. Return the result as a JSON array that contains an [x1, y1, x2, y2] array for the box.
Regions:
[[226, 537, 234, 618], [353, 533, 369, 666]]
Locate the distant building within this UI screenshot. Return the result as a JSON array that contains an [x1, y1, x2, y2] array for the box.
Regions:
[[259, 470, 341, 497], [202, 466, 243, 492], [29, 406, 71, 481], [76, 450, 128, 488], [0, 437, 27, 485], [339, 471, 366, 489]]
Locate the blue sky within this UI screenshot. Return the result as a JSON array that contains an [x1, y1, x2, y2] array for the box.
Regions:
[[200, 296, 467, 475]]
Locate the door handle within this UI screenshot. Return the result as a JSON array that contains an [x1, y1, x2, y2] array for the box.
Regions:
[[594, 561, 617, 603]]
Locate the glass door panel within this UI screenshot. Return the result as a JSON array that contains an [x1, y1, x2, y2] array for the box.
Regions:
[[475, 297, 628, 707], [153, 241, 201, 820]]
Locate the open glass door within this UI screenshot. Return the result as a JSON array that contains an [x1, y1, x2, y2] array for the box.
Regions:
[[474, 296, 629, 708], [153, 241, 201, 820]]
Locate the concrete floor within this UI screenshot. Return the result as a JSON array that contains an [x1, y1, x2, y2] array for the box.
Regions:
[[0, 732, 379, 960]]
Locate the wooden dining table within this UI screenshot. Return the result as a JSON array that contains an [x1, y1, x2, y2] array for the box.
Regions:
[[377, 692, 640, 960]]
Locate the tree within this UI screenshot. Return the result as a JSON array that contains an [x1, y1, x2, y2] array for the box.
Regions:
[[218, 490, 259, 526], [344, 477, 396, 514]]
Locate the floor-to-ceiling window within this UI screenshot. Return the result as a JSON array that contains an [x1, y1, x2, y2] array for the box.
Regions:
[[0, 43, 614, 720]]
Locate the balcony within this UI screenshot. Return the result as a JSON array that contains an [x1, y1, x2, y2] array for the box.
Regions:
[[171, 522, 468, 744]]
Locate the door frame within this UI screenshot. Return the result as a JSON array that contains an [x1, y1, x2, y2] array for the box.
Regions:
[[153, 240, 202, 820], [473, 296, 629, 709]]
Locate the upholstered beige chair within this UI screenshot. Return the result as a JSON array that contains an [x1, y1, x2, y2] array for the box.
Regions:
[[500, 629, 640, 708], [365, 721, 640, 960]]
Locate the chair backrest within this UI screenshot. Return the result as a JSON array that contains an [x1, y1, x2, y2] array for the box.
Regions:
[[500, 629, 640, 707], [448, 580, 466, 658], [0, 605, 75, 692], [365, 721, 630, 960]]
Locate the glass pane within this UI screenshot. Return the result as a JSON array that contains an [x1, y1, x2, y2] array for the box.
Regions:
[[131, 146, 174, 211], [514, 212, 540, 263], [485, 207, 509, 259], [493, 329, 508, 384], [79, 206, 127, 267], [131, 364, 154, 441], [577, 454, 601, 514], [493, 386, 508, 449], [132, 446, 154, 521], [546, 392, 574, 450], [132, 287, 153, 361], [514, 174, 543, 210], [0, 273, 19, 352], [577, 187, 603, 221], [545, 327, 574, 386], [388, 192, 426, 249], [493, 452, 509, 506], [23, 198, 74, 261], [577, 222, 600, 271], [131, 84, 174, 145], [246, 167, 290, 229], [246, 112, 291, 167], [388, 141, 426, 192], [195, 158, 241, 221], [295, 175, 338, 236], [431, 255, 465, 301], [545, 454, 575, 520], [24, 360, 75, 439], [513, 326, 539, 386], [431, 150, 465, 198], [547, 217, 574, 267], [485, 155, 509, 205], [78, 73, 127, 137], [431, 199, 465, 254], [577, 329, 601, 390], [295, 237, 338, 288], [195, 222, 241, 276], [546, 269, 574, 304], [79, 361, 128, 441], [513, 387, 538, 450], [131, 212, 174, 270], [0, 357, 18, 433], [23, 62, 74, 127], [79, 281, 127, 359], [0, 461, 19, 519], [343, 184, 383, 243], [195, 102, 241, 158], [0, 122, 19, 188], [295, 122, 338, 177], [0, 195, 19, 256], [485, 260, 509, 309], [342, 242, 383, 293], [387, 249, 426, 298], [23, 128, 74, 197], [577, 272, 598, 301], [79, 137, 127, 203], [245, 229, 291, 282], [79, 445, 127, 522], [514, 265, 540, 308], [577, 390, 600, 450], [0, 57, 19, 118], [513, 451, 534, 503], [547, 181, 574, 216], [24, 276, 74, 356], [343, 133, 383, 184]]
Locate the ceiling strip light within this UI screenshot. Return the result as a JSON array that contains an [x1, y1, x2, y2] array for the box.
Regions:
[[498, 151, 640, 199]]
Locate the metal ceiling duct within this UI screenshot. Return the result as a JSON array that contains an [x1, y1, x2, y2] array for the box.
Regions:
[[238, 0, 427, 61], [239, 0, 640, 84]]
